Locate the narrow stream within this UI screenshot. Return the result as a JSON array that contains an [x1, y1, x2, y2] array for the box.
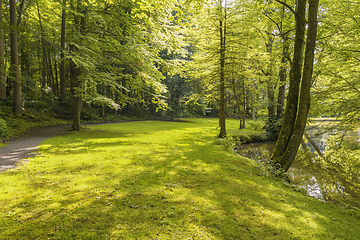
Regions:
[[236, 127, 360, 208]]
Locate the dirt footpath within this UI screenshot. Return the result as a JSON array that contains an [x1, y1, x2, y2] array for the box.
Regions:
[[0, 125, 69, 172]]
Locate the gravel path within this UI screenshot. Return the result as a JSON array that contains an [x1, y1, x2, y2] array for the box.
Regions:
[[0, 125, 70, 172]]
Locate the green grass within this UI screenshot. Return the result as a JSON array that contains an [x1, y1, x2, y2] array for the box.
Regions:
[[0, 118, 359, 239]]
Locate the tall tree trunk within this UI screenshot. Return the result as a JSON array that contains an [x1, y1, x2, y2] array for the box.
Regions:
[[251, 93, 255, 120], [242, 78, 246, 128], [72, 67, 82, 130], [0, 0, 5, 100], [47, 45, 54, 89], [71, 1, 86, 131], [53, 45, 59, 95], [266, 33, 275, 123], [276, 38, 290, 119], [36, 1, 47, 90], [20, 33, 30, 79], [271, 0, 319, 171], [218, 2, 226, 138], [231, 77, 242, 129], [270, 0, 307, 161], [10, 0, 22, 114], [60, 0, 66, 102]]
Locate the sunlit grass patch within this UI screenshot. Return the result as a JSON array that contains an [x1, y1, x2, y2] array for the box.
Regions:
[[0, 118, 360, 239]]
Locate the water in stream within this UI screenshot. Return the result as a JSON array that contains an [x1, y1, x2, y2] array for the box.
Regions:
[[236, 126, 360, 208]]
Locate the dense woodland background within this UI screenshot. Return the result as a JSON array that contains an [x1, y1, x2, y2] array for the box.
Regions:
[[0, 0, 359, 138]]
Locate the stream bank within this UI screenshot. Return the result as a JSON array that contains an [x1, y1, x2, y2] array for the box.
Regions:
[[236, 126, 360, 208]]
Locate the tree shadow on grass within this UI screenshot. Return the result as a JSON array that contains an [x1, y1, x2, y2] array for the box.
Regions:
[[1, 123, 360, 239]]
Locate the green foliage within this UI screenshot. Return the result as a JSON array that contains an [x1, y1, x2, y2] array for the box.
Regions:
[[247, 119, 266, 131], [0, 103, 69, 140], [0, 117, 9, 139], [185, 0, 267, 123], [232, 132, 269, 145], [311, 1, 360, 124], [264, 117, 283, 140], [256, 158, 288, 180], [216, 135, 237, 151], [183, 96, 207, 117]]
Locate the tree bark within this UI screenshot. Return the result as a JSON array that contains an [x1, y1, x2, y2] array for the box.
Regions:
[[300, 138, 307, 150], [72, 67, 82, 131], [242, 78, 246, 128], [270, 0, 307, 161], [53, 41, 59, 95], [272, 0, 319, 171], [10, 0, 22, 114], [47, 44, 54, 89], [36, 1, 47, 90], [276, 38, 290, 119], [71, 1, 86, 131], [231, 77, 242, 129], [266, 32, 275, 123], [0, 0, 5, 100], [218, 2, 226, 138], [60, 0, 66, 102], [304, 132, 323, 156]]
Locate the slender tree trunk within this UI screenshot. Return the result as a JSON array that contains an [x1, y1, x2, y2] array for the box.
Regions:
[[36, 1, 47, 89], [53, 47, 59, 95], [272, 0, 319, 171], [71, 1, 86, 131], [242, 78, 246, 128], [231, 77, 243, 129], [300, 138, 307, 150], [0, 0, 5, 100], [304, 132, 323, 156], [47, 45, 54, 89], [60, 0, 66, 102], [266, 33, 275, 123], [276, 38, 290, 119], [270, 0, 307, 161], [72, 67, 82, 130], [10, 0, 22, 114], [218, 2, 226, 138], [251, 92, 256, 120], [20, 29, 30, 79]]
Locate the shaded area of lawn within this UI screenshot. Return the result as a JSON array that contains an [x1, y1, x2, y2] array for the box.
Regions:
[[0, 119, 359, 239]]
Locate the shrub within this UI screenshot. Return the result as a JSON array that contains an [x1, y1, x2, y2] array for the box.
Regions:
[[233, 135, 251, 144], [249, 132, 269, 142], [0, 117, 10, 139], [218, 135, 237, 151]]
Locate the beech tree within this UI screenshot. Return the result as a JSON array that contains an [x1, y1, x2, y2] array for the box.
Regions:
[[0, 0, 5, 100], [10, 0, 22, 114], [270, 0, 320, 171]]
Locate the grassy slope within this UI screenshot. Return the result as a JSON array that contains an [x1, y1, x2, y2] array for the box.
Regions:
[[0, 118, 359, 239]]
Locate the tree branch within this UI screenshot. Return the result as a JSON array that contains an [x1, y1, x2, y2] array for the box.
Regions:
[[274, 0, 295, 15]]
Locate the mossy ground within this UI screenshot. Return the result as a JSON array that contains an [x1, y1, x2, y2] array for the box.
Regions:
[[0, 118, 359, 239]]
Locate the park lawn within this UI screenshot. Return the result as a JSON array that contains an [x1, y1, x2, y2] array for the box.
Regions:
[[0, 118, 360, 239]]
